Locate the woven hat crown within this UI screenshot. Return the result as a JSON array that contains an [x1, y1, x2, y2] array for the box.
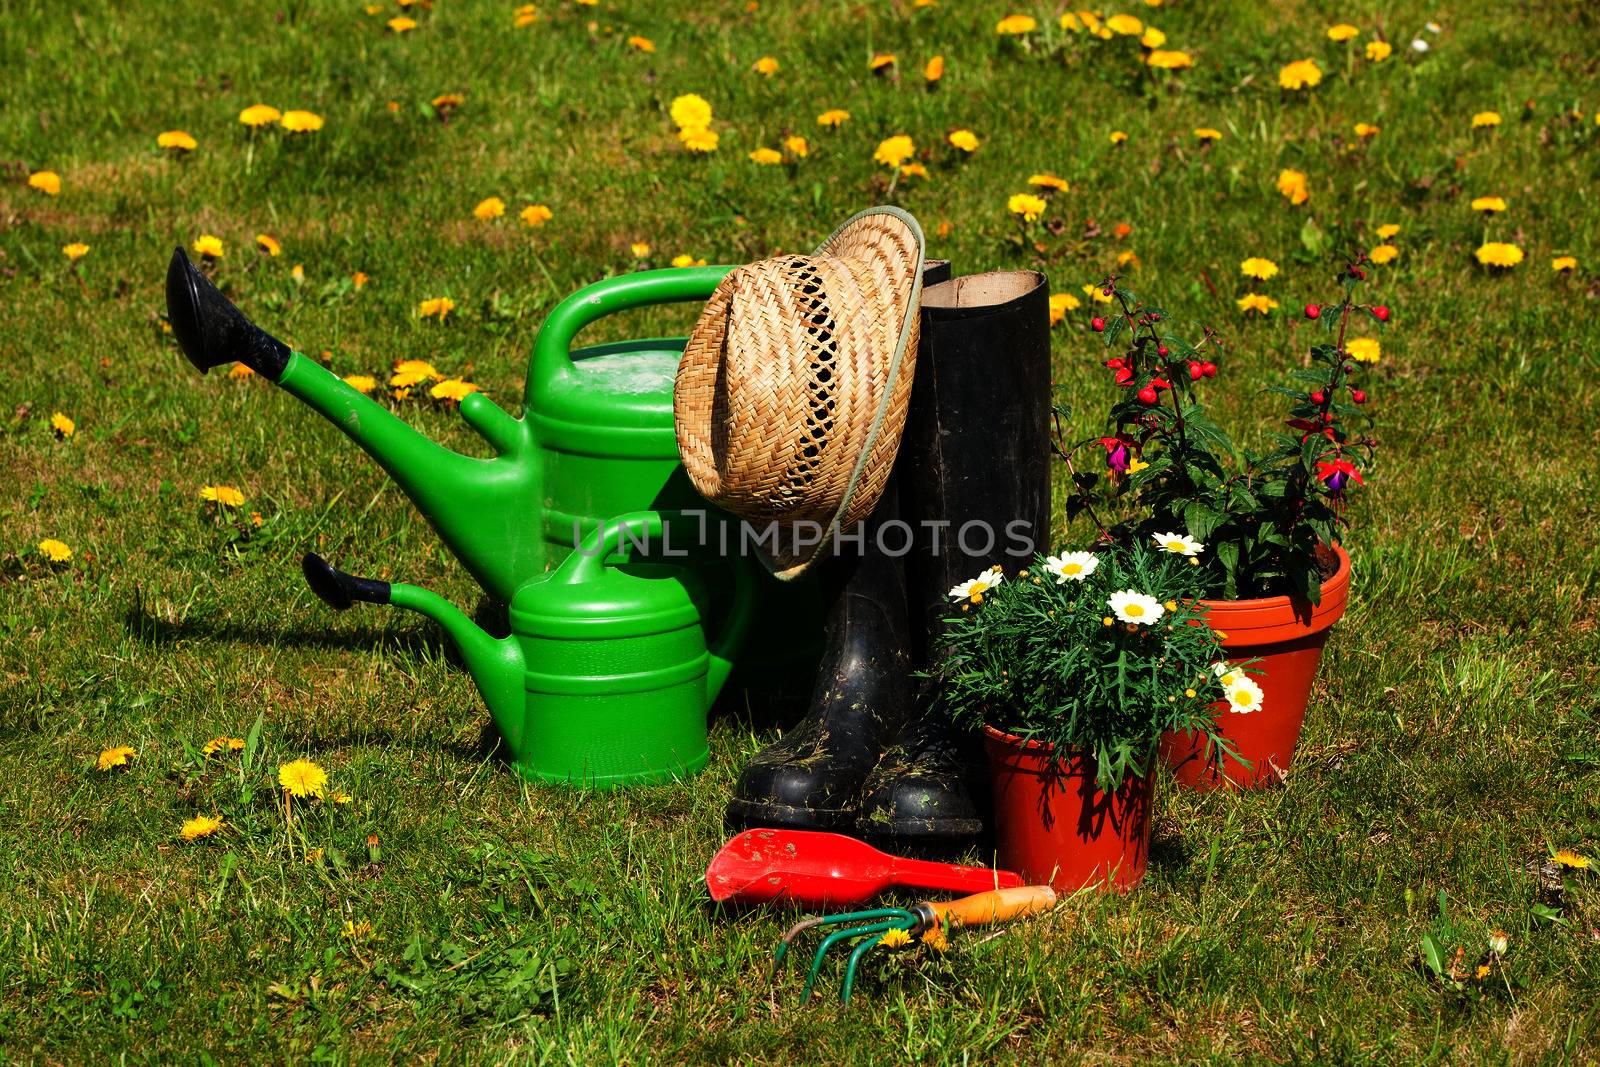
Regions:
[[674, 207, 924, 579]]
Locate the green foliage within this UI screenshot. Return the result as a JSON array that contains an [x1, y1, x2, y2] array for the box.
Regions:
[[938, 545, 1236, 792], [1066, 273, 1382, 602]]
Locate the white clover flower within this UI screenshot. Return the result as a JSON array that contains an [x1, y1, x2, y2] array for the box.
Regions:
[[1223, 675, 1265, 714], [949, 567, 1004, 603], [1108, 590, 1164, 625], [1043, 551, 1098, 583], [1152, 531, 1205, 557]]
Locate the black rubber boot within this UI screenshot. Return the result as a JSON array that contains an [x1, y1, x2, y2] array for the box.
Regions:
[[723, 261, 951, 833], [723, 481, 913, 832], [854, 271, 1052, 852]]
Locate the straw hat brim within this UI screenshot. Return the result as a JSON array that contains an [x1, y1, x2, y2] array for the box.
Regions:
[[675, 206, 925, 579]]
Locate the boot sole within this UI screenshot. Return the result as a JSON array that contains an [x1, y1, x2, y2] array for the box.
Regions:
[[724, 796, 859, 833]]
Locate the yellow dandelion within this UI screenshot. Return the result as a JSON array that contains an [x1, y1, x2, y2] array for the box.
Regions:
[[192, 234, 225, 258], [1471, 111, 1501, 128], [670, 254, 706, 268], [1109, 130, 1128, 144], [1278, 59, 1323, 91], [1048, 292, 1081, 326], [342, 374, 378, 393], [1354, 122, 1380, 138], [1470, 196, 1506, 213], [280, 110, 324, 132], [97, 746, 136, 771], [817, 108, 850, 127], [202, 736, 246, 756], [1345, 337, 1381, 363], [1008, 193, 1046, 222], [238, 104, 282, 127], [748, 147, 783, 165], [513, 4, 537, 27], [431, 378, 480, 402], [278, 758, 328, 798], [996, 14, 1037, 35], [783, 135, 808, 158], [228, 364, 255, 379], [1553, 849, 1591, 869], [677, 125, 719, 153], [669, 93, 713, 130], [387, 16, 417, 32], [873, 135, 915, 168], [473, 196, 506, 220], [51, 411, 76, 437], [331, 791, 353, 805], [1028, 173, 1068, 191], [520, 203, 554, 227], [1475, 242, 1523, 268], [1376, 223, 1400, 239], [390, 358, 442, 386], [1365, 40, 1392, 62], [199, 485, 246, 507], [897, 162, 928, 179], [62, 243, 89, 261], [1552, 256, 1577, 273], [1194, 127, 1222, 141], [1240, 257, 1279, 281], [753, 55, 779, 76], [1106, 14, 1143, 35], [431, 93, 464, 110], [417, 297, 455, 321], [1368, 244, 1398, 265], [869, 53, 896, 71], [352, 271, 370, 289], [628, 35, 655, 52], [948, 129, 980, 152], [1141, 27, 1167, 49], [1236, 293, 1279, 316], [630, 241, 652, 258], [255, 234, 281, 257], [290, 263, 305, 284], [879, 927, 913, 948], [1326, 24, 1359, 42], [157, 130, 198, 152], [921, 926, 949, 953], [1277, 168, 1310, 205], [924, 55, 945, 82], [181, 815, 224, 841], [1146, 50, 1193, 69]]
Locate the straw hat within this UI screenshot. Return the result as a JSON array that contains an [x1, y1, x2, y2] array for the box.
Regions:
[[675, 206, 925, 580]]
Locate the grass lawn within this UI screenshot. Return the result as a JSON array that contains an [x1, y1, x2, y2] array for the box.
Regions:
[[3, 0, 1599, 1061]]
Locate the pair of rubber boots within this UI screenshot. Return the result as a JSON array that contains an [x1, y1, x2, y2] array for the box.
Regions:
[[725, 267, 1053, 855]]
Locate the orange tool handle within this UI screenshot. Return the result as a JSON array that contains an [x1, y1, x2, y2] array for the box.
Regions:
[[928, 885, 1057, 928]]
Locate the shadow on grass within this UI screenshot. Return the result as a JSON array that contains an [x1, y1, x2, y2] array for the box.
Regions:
[[121, 601, 456, 659]]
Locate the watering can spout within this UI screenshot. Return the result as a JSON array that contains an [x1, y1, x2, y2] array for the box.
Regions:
[[301, 554, 527, 753], [166, 248, 293, 379]]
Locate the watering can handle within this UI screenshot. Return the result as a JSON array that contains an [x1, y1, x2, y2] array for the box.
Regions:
[[527, 266, 734, 399], [559, 510, 754, 700]]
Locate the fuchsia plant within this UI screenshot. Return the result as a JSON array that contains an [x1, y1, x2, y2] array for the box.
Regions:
[[1060, 254, 1385, 603]]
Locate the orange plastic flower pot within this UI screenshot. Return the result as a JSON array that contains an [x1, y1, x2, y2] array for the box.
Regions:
[[982, 726, 1154, 893], [1160, 545, 1351, 790]]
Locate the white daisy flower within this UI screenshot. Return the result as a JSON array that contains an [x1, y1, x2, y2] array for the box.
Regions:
[[1043, 551, 1098, 583], [1152, 531, 1204, 557], [948, 567, 1004, 603], [1223, 676, 1265, 714], [1107, 590, 1164, 625], [1410, 38, 1429, 52], [1425, 21, 1442, 33]]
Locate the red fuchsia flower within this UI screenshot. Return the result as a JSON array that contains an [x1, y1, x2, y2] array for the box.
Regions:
[[1105, 357, 1134, 386], [1316, 457, 1364, 494], [1099, 434, 1136, 472], [1287, 416, 1338, 443]]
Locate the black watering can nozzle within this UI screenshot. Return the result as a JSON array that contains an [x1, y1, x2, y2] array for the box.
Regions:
[[302, 553, 392, 610], [165, 247, 292, 380]]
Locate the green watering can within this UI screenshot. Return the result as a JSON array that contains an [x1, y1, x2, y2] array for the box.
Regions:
[[302, 511, 751, 785], [164, 250, 801, 786]]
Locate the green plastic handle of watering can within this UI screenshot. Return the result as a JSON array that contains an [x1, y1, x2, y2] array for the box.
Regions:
[[525, 266, 734, 409], [557, 510, 754, 700]]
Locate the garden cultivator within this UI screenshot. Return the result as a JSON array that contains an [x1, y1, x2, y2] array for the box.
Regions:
[[774, 884, 1056, 1003]]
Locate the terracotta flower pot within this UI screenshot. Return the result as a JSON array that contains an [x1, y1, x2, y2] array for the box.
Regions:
[[982, 725, 1154, 892], [1160, 545, 1351, 790]]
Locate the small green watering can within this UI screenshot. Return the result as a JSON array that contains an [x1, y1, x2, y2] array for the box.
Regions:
[[302, 511, 750, 785], [164, 250, 803, 786]]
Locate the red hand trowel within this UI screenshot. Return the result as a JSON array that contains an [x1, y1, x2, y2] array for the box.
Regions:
[[706, 828, 1022, 908]]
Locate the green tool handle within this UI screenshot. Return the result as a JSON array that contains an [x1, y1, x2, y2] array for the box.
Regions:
[[561, 511, 754, 698], [526, 266, 733, 406]]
